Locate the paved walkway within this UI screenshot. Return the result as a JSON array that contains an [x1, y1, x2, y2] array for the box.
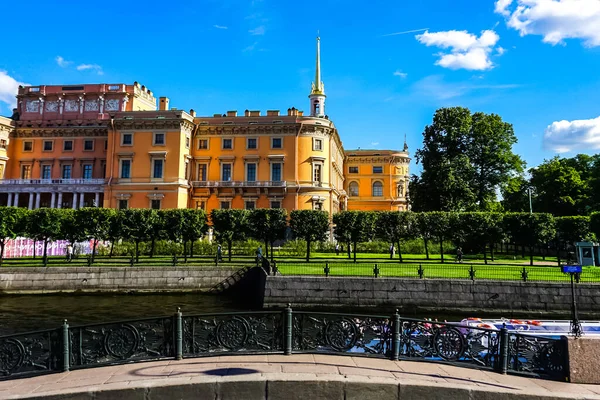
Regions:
[[1, 355, 599, 399]]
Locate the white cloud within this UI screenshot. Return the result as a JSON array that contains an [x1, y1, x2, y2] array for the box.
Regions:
[[495, 0, 513, 16], [496, 46, 506, 55], [381, 28, 428, 37], [0, 70, 26, 111], [370, 142, 380, 146], [393, 70, 408, 78], [412, 75, 520, 100], [544, 116, 600, 153], [76, 64, 103, 75], [55, 56, 71, 68], [243, 42, 258, 52], [249, 26, 265, 35], [495, 0, 600, 47], [415, 30, 500, 70], [213, 25, 228, 29]]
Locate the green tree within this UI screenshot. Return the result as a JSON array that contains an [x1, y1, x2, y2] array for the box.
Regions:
[[503, 213, 556, 266], [247, 208, 287, 261], [530, 157, 587, 216], [555, 216, 594, 266], [375, 211, 416, 262], [181, 209, 208, 261], [592, 213, 600, 245], [27, 208, 63, 265], [163, 209, 186, 253], [429, 212, 452, 263], [58, 209, 86, 247], [501, 176, 531, 212], [332, 211, 377, 262], [76, 207, 112, 261], [106, 209, 122, 258], [120, 209, 152, 262], [0, 207, 27, 265], [453, 212, 504, 264], [414, 212, 434, 259], [146, 210, 166, 258], [289, 210, 330, 262], [211, 209, 249, 262]]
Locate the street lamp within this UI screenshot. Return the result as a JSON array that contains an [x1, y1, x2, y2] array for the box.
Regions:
[[527, 188, 533, 214], [562, 264, 583, 337]]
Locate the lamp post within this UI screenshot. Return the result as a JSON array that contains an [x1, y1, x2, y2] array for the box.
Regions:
[[527, 188, 533, 214], [562, 264, 583, 337]]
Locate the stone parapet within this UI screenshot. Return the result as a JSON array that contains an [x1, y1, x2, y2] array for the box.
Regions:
[[567, 337, 600, 384]]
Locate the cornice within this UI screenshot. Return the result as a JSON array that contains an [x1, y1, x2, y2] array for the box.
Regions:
[[12, 127, 109, 138], [114, 119, 194, 134], [196, 124, 301, 136]]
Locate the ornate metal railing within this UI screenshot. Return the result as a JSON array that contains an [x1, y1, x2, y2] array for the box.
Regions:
[[0, 307, 567, 381]]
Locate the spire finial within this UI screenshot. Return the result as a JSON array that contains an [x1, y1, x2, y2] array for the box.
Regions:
[[311, 35, 324, 96], [403, 133, 409, 152]]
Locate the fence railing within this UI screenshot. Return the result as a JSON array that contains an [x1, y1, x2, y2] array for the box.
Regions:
[[274, 262, 600, 283], [0, 307, 567, 381]]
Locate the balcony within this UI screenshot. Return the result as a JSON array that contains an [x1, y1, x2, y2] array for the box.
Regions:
[[192, 180, 287, 188], [1, 179, 106, 185]]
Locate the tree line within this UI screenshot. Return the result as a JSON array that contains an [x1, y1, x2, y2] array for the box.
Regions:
[[1, 206, 599, 266], [409, 107, 600, 215]]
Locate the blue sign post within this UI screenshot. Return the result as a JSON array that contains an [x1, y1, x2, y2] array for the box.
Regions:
[[562, 265, 583, 337]]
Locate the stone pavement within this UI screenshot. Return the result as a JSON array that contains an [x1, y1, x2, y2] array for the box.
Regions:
[[1, 354, 599, 399]]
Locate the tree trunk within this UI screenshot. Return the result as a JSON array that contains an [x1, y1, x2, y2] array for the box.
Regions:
[[390, 242, 394, 259], [183, 241, 188, 263], [92, 239, 98, 262], [347, 242, 351, 259], [397, 240, 403, 263], [150, 238, 156, 258], [439, 239, 444, 264], [135, 241, 139, 263], [190, 240, 194, 258], [529, 246, 534, 266], [306, 239, 311, 262], [424, 238, 430, 260], [271, 242, 274, 263], [490, 243, 495, 262], [521, 245, 526, 258], [227, 240, 232, 262], [33, 240, 36, 259], [43, 239, 48, 266], [264, 239, 269, 259], [353, 241, 357, 263], [514, 243, 518, 257], [109, 240, 115, 258], [483, 244, 488, 265], [0, 241, 4, 266], [557, 246, 561, 267], [542, 246, 546, 261]]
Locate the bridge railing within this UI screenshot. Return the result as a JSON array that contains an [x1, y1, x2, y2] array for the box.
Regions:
[[0, 308, 567, 381]]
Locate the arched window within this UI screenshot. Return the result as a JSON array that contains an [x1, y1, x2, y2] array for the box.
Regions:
[[349, 181, 359, 197], [372, 181, 383, 197], [397, 184, 404, 197]]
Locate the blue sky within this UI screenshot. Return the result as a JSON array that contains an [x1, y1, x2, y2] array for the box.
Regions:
[[1, 0, 600, 173]]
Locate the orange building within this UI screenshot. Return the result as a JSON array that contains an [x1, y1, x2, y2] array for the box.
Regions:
[[0, 37, 409, 214]]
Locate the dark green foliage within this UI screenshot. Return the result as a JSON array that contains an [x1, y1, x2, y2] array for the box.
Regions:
[[27, 208, 64, 264], [333, 211, 377, 262], [0, 207, 27, 264], [247, 208, 287, 260], [375, 211, 417, 262], [503, 213, 556, 266], [211, 209, 249, 262], [289, 210, 330, 262]]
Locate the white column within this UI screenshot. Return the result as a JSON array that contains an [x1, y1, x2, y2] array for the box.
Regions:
[[7, 193, 13, 207], [50, 192, 56, 208], [28, 194, 34, 210], [35, 193, 41, 209], [57, 192, 63, 209], [94, 192, 100, 207], [79, 193, 85, 208], [72, 193, 78, 209], [13, 193, 19, 207]]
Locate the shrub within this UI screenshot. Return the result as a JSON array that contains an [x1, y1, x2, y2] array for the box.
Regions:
[[281, 239, 307, 257]]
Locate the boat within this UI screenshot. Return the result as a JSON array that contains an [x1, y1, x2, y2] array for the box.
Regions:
[[460, 318, 600, 336]]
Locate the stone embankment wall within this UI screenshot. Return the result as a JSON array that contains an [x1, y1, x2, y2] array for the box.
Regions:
[[264, 276, 600, 315], [0, 267, 241, 293]]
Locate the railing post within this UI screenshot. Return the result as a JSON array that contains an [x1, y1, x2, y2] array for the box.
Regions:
[[62, 319, 70, 372], [175, 307, 183, 360], [284, 303, 293, 355], [499, 326, 509, 374], [373, 264, 379, 278], [324, 263, 330, 277], [418, 264, 424, 279], [521, 267, 528, 282], [392, 310, 400, 361], [469, 265, 476, 281]]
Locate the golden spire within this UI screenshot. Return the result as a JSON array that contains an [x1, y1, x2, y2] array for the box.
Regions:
[[311, 35, 325, 96]]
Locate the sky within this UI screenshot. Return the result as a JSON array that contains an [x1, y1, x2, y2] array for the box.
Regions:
[[1, 0, 600, 173]]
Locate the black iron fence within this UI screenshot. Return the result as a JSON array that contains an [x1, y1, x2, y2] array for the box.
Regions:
[[0, 307, 567, 381], [274, 261, 600, 283]]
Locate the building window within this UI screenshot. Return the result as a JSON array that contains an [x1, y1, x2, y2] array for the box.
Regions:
[[184, 161, 189, 180], [314, 202, 323, 211], [23, 141, 33, 152], [83, 140, 94, 151], [101, 162, 106, 179], [118, 199, 128, 210], [43, 141, 53, 151], [373, 166, 383, 174], [372, 181, 383, 197], [21, 165, 32, 179], [41, 165, 51, 180], [62, 165, 72, 179], [185, 136, 190, 149], [221, 163, 232, 181], [246, 163, 256, 182], [104, 140, 108, 150], [397, 184, 404, 197], [151, 199, 161, 210], [313, 138, 323, 151], [247, 138, 257, 149], [198, 164, 207, 181], [271, 163, 282, 182], [121, 133, 133, 146], [271, 137, 282, 149], [270, 201, 281, 209], [198, 139, 208, 149], [222, 138, 233, 149], [0, 140, 6, 149], [120, 160, 131, 179], [153, 159, 164, 179], [313, 164, 322, 183], [245, 201, 255, 210], [220, 201, 230, 209], [83, 164, 93, 179], [349, 166, 358, 174], [349, 181, 359, 197], [154, 133, 165, 146], [64, 140, 73, 151], [196, 201, 205, 210]]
